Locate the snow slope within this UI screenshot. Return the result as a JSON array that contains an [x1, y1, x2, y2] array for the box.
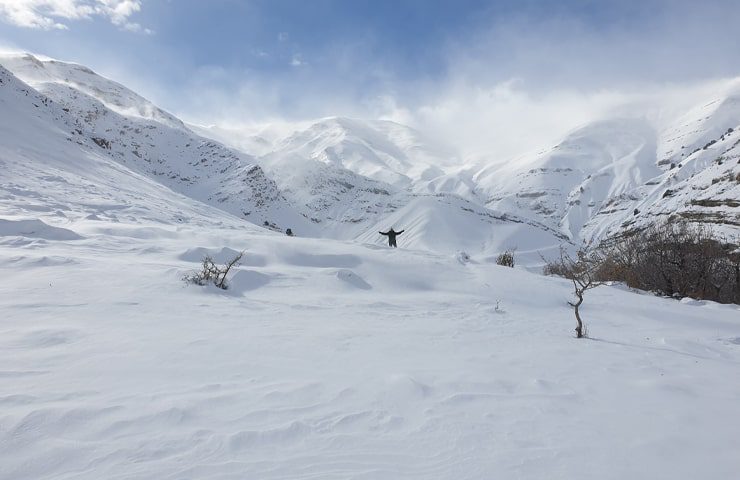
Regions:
[[0, 63, 243, 229], [204, 97, 739, 248], [1, 52, 738, 255], [1, 54, 568, 255], [1, 204, 739, 479], [267, 117, 460, 189], [475, 118, 662, 242], [253, 117, 565, 252], [1, 54, 739, 480], [0, 53, 310, 233]]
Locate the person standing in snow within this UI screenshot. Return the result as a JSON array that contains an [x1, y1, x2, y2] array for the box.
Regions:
[[379, 228, 404, 248]]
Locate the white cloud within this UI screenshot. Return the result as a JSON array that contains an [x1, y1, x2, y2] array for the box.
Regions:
[[0, 0, 150, 32], [290, 54, 306, 67]]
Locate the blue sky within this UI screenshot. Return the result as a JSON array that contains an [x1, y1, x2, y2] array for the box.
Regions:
[[2, 0, 740, 156]]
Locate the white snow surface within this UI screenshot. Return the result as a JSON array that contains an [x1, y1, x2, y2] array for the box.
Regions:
[[2, 209, 740, 479], [1, 54, 740, 479]]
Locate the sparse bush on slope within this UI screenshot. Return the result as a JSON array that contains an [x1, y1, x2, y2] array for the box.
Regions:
[[495, 248, 516, 268], [596, 222, 739, 304], [542, 221, 739, 332], [184, 251, 244, 290]]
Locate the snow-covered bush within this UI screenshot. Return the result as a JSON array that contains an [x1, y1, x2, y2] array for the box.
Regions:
[[495, 248, 515, 268], [184, 251, 243, 290]]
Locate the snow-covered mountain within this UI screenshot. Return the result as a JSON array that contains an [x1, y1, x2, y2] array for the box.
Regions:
[[472, 88, 740, 244], [266, 117, 461, 189], [2, 53, 740, 479], [1, 52, 738, 257], [0, 53, 310, 233], [0, 53, 567, 257], [474, 118, 662, 242]]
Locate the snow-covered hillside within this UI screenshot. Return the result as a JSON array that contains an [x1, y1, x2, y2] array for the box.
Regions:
[[199, 88, 739, 249], [473, 102, 739, 244], [0, 54, 570, 255], [474, 118, 662, 242], [266, 116, 460, 189], [2, 192, 740, 479], [3, 52, 737, 255], [0, 63, 234, 228], [0, 53, 310, 234], [2, 52, 740, 479]]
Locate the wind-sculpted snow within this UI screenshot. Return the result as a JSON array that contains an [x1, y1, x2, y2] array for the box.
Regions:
[[0, 219, 83, 241], [1, 212, 739, 479]]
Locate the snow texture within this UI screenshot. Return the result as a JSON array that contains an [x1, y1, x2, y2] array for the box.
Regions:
[[0, 54, 739, 479]]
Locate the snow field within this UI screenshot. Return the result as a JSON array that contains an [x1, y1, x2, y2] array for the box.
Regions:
[[1, 221, 739, 479]]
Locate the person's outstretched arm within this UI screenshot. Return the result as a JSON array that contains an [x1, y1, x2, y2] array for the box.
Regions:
[[379, 231, 388, 235], [397, 230, 405, 235]]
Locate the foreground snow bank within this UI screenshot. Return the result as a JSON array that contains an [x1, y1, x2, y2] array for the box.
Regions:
[[0, 218, 83, 241], [1, 221, 739, 480]]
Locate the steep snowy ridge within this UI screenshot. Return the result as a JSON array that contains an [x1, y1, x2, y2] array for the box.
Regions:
[[474, 119, 662, 241], [1, 53, 308, 232], [1, 53, 184, 129], [621, 127, 740, 235], [578, 91, 740, 242], [658, 80, 740, 166], [473, 111, 739, 244], [0, 63, 267, 230], [269, 117, 460, 189], [258, 140, 403, 236]]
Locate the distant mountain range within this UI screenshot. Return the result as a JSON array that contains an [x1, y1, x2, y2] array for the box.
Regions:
[[1, 53, 737, 258]]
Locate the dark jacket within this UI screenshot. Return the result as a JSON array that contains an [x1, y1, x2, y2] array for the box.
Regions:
[[379, 228, 404, 247]]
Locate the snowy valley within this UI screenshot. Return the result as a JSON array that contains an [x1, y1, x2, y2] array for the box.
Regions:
[[1, 52, 739, 479], [2, 53, 738, 255]]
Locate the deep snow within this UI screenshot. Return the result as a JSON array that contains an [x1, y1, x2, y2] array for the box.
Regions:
[[1, 218, 739, 479]]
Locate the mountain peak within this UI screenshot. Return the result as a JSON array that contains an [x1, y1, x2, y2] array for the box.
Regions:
[[0, 52, 184, 130]]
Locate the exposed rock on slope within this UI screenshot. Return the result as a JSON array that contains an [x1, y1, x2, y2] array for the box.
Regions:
[[1, 53, 306, 231]]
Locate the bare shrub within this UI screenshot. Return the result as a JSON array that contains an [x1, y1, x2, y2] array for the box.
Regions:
[[184, 251, 244, 290], [596, 222, 739, 304], [545, 247, 604, 338], [496, 248, 516, 268]]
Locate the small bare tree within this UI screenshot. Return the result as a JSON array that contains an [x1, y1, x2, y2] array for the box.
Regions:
[[546, 247, 604, 338], [184, 251, 244, 290]]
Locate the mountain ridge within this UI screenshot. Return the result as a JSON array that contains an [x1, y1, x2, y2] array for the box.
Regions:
[[1, 52, 737, 257]]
